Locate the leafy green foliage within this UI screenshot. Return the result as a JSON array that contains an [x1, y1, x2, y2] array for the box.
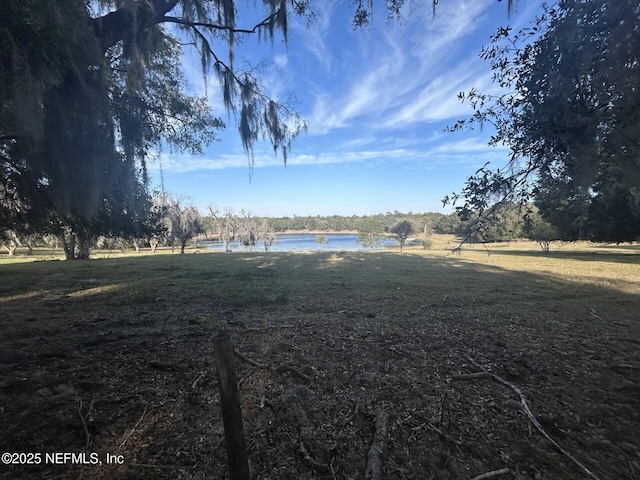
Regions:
[[357, 218, 386, 249], [0, 0, 309, 257], [447, 0, 640, 243], [421, 238, 434, 250], [0, 0, 527, 257], [314, 234, 328, 252], [523, 208, 559, 253], [391, 220, 414, 252]]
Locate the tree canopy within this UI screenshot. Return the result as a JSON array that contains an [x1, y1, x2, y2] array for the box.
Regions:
[[1, 0, 525, 257], [447, 0, 640, 243], [1, 0, 310, 257]]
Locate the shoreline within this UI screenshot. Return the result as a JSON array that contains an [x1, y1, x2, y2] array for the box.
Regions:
[[276, 230, 359, 235]]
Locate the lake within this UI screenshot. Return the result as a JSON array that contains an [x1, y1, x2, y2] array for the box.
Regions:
[[199, 233, 398, 252]]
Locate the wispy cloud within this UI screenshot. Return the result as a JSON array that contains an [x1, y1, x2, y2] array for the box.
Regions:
[[304, 0, 497, 135], [153, 136, 507, 173], [290, 1, 336, 72]]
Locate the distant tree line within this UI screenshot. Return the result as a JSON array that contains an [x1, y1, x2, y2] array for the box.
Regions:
[[213, 211, 456, 236], [202, 206, 558, 250], [0, 202, 570, 256]]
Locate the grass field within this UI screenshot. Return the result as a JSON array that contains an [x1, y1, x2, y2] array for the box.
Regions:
[[1, 236, 638, 479]]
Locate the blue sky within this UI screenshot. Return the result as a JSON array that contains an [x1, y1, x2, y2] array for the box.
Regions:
[[151, 0, 543, 217]]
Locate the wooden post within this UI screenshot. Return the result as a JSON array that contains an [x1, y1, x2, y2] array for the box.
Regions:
[[213, 331, 251, 480]]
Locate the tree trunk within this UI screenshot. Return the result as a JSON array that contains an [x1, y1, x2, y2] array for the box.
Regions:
[[60, 232, 76, 260], [133, 238, 141, 253], [150, 237, 159, 253], [76, 233, 92, 259]]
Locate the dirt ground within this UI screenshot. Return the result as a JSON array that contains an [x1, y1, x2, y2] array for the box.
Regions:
[[0, 250, 639, 479]]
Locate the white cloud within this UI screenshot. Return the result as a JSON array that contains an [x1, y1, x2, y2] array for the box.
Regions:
[[304, 0, 497, 135], [291, 1, 336, 71], [274, 53, 288, 68], [153, 136, 507, 174], [307, 93, 348, 134], [382, 64, 495, 127]]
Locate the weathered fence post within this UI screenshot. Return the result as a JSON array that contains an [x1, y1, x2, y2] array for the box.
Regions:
[[213, 331, 251, 480]]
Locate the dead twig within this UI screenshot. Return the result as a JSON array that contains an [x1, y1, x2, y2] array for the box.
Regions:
[[242, 324, 295, 333], [336, 336, 375, 342], [233, 348, 268, 368], [191, 372, 206, 389], [274, 364, 312, 382], [234, 349, 311, 382], [343, 400, 360, 425], [120, 405, 148, 449], [469, 468, 510, 480], [410, 304, 428, 316], [299, 440, 329, 472], [589, 308, 602, 320], [468, 357, 601, 480], [452, 372, 492, 381], [329, 461, 338, 480], [76, 394, 95, 451], [365, 410, 389, 480]]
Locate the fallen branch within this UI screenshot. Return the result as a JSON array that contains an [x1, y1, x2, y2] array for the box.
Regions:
[[233, 348, 268, 368], [299, 440, 329, 472], [467, 357, 601, 480], [469, 468, 510, 480], [192, 372, 206, 389], [120, 405, 148, 449], [234, 349, 311, 382], [274, 364, 312, 383], [452, 372, 492, 381], [365, 410, 389, 480], [242, 324, 296, 333]]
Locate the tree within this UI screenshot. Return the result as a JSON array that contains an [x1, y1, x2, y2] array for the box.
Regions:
[[2, 0, 518, 257], [209, 207, 240, 252], [165, 196, 202, 254], [523, 208, 560, 253], [391, 221, 414, 252], [432, 213, 463, 235], [447, 1, 640, 243], [238, 210, 259, 251], [358, 218, 386, 250], [1, 0, 307, 258], [456, 203, 524, 243], [315, 235, 328, 252], [258, 219, 277, 252], [1, 230, 20, 256]]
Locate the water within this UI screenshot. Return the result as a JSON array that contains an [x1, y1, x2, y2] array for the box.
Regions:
[[199, 233, 397, 252]]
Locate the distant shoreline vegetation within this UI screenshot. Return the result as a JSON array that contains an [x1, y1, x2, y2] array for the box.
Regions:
[[199, 211, 460, 238]]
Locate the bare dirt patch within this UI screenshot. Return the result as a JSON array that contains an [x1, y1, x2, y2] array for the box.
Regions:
[[0, 249, 638, 479]]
